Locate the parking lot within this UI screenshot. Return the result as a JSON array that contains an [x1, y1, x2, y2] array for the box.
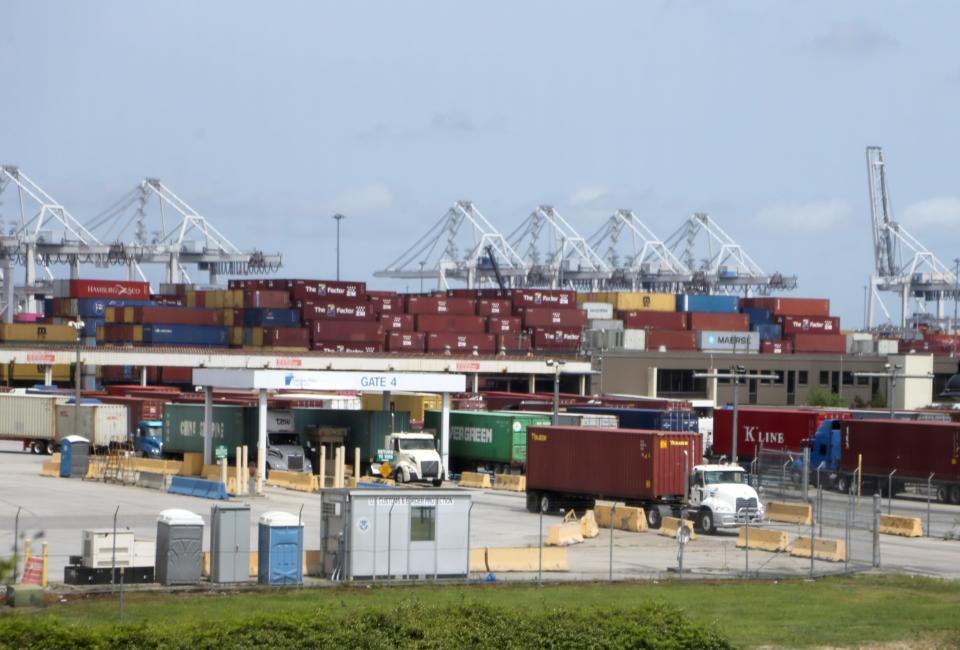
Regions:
[[2, 441, 959, 585]]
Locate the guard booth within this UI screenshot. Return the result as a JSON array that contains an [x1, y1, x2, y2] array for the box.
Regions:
[[156, 509, 204, 585], [319, 488, 472, 581], [59, 435, 90, 477]]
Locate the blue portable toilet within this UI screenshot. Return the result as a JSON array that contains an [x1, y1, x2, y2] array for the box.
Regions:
[[59, 435, 91, 477], [258, 511, 303, 585]]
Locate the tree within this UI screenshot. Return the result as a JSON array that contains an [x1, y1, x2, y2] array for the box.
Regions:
[[807, 386, 845, 407]]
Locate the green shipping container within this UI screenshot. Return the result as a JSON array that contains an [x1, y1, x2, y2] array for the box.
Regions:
[[162, 404, 252, 456], [423, 410, 552, 468], [291, 409, 411, 465]]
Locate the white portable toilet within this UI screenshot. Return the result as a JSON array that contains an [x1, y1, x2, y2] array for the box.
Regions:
[[156, 509, 204, 585]]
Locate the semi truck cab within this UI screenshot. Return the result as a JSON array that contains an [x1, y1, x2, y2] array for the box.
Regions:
[[267, 432, 314, 474], [384, 432, 444, 486], [131, 420, 163, 458], [687, 464, 764, 533], [795, 418, 844, 486]]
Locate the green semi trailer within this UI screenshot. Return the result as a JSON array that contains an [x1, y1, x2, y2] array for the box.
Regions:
[[161, 404, 252, 457], [423, 410, 552, 473], [294, 408, 411, 472]]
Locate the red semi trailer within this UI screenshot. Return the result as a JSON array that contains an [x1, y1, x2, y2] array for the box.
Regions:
[[712, 407, 848, 461]]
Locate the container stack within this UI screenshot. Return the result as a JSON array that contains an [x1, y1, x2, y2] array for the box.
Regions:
[[740, 297, 842, 355]]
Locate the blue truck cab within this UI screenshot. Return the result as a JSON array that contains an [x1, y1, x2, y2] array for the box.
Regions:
[[793, 418, 845, 488], [131, 420, 163, 458]]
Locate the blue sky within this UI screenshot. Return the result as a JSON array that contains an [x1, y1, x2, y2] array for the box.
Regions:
[[2, 1, 959, 327]]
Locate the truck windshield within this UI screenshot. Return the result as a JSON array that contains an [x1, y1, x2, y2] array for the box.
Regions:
[[268, 433, 301, 446], [702, 471, 744, 485], [139, 425, 161, 438], [399, 438, 435, 451]]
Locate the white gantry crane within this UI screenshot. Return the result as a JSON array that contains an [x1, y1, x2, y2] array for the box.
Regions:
[[587, 209, 691, 291], [662, 212, 797, 295], [374, 200, 527, 289], [507, 205, 610, 289], [86, 178, 282, 286], [865, 146, 958, 329]]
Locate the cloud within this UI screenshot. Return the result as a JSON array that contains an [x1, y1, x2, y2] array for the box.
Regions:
[[754, 199, 854, 233], [429, 111, 475, 133], [568, 185, 608, 206], [901, 197, 960, 230], [327, 183, 393, 216], [811, 21, 898, 55]]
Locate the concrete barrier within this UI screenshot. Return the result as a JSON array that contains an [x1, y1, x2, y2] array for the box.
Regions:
[[266, 470, 319, 493], [169, 476, 229, 500], [766, 501, 813, 525], [40, 461, 60, 478], [458, 472, 492, 489], [546, 521, 584, 546], [879, 514, 923, 537], [179, 452, 203, 476], [469, 548, 488, 573], [493, 474, 526, 492], [136, 471, 167, 491], [789, 536, 845, 562], [736, 527, 790, 552], [485, 547, 568, 572], [658, 517, 697, 541], [356, 477, 397, 487], [595, 503, 647, 533], [580, 510, 600, 539]]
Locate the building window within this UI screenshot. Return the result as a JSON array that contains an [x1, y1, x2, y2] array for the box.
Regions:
[[410, 506, 436, 542], [798, 371, 808, 386], [842, 371, 854, 385], [656, 369, 707, 396], [818, 371, 829, 385], [856, 375, 869, 386]]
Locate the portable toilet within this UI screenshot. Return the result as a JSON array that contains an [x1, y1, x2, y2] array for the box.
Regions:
[[59, 435, 91, 478], [210, 504, 251, 583], [258, 511, 303, 585], [156, 509, 204, 585]]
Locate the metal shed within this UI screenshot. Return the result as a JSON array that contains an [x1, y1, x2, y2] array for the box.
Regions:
[[210, 504, 251, 583], [320, 488, 472, 581]]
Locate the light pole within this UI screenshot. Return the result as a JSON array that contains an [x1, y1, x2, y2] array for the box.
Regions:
[[546, 359, 565, 425], [67, 320, 85, 439], [953, 258, 959, 336], [695, 365, 778, 466], [332, 214, 345, 281]]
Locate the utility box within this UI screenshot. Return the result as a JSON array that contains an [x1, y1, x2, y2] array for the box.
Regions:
[[258, 511, 303, 585], [319, 488, 472, 581], [59, 435, 90, 477], [211, 504, 251, 583], [81, 529, 134, 568], [155, 509, 204, 585]]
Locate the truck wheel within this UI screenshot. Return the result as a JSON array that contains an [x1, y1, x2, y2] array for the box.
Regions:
[[950, 485, 960, 505], [698, 510, 716, 535], [645, 507, 662, 530], [836, 475, 850, 494], [37, 441, 49, 455], [394, 468, 406, 484], [525, 492, 539, 513], [937, 485, 950, 503], [432, 477, 443, 487], [539, 494, 553, 514], [28, 441, 38, 454]]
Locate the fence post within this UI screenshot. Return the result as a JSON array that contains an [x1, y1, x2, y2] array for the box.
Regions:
[[801, 448, 810, 496], [927, 473, 934, 538], [887, 470, 896, 515], [13, 506, 20, 583], [538, 508, 543, 585], [872, 493, 881, 568], [465, 502, 474, 585], [608, 503, 616, 582]]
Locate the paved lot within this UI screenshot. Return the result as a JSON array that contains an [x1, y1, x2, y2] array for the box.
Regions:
[[1, 441, 958, 584]]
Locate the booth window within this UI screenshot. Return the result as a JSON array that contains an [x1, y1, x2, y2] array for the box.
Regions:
[[410, 506, 436, 542]]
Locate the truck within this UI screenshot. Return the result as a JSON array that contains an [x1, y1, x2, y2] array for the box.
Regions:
[[525, 425, 764, 534], [376, 431, 445, 486], [130, 420, 163, 458], [0, 393, 61, 454], [293, 408, 411, 474], [55, 402, 129, 449], [712, 407, 848, 462], [422, 409, 552, 473], [797, 418, 960, 503]]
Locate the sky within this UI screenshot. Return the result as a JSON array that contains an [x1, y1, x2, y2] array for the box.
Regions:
[[2, 1, 959, 328]]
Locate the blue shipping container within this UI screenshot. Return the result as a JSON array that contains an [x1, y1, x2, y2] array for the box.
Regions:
[[77, 298, 156, 319], [242, 308, 301, 328], [568, 406, 699, 433], [753, 323, 782, 341], [142, 324, 229, 346], [82, 318, 104, 338], [741, 307, 772, 327], [675, 294, 739, 313]]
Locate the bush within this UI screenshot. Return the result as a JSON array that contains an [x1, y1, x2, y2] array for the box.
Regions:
[[806, 386, 844, 407], [0, 601, 732, 649]]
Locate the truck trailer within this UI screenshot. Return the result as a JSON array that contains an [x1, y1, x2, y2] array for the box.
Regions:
[[0, 393, 62, 454], [712, 407, 848, 462], [423, 409, 552, 473]]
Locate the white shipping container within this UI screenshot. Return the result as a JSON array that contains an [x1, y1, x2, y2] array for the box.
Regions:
[[0, 394, 61, 442], [56, 403, 129, 447], [696, 330, 760, 353], [875, 339, 900, 354], [581, 302, 614, 320], [622, 328, 647, 350], [587, 319, 623, 331]]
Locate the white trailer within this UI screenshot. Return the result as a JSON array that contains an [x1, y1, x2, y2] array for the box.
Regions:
[[0, 393, 62, 454], [55, 403, 129, 449]]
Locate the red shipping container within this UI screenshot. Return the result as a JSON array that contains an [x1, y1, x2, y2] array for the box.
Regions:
[[520, 308, 588, 329], [486, 316, 522, 334], [618, 311, 687, 330], [761, 340, 794, 354], [300, 301, 378, 321], [498, 333, 532, 353], [646, 330, 697, 351], [96, 395, 166, 435], [510, 289, 576, 310], [476, 299, 512, 316], [686, 312, 749, 331], [386, 331, 426, 352], [161, 366, 193, 384], [778, 316, 840, 334], [61, 279, 150, 300], [405, 296, 477, 315], [742, 297, 830, 318], [447, 288, 510, 299], [132, 306, 222, 326], [368, 295, 401, 314], [311, 321, 384, 342], [263, 327, 310, 347], [290, 279, 366, 300], [243, 289, 290, 309], [425, 332, 497, 354], [531, 327, 582, 350], [312, 341, 384, 353], [380, 314, 415, 331], [712, 408, 847, 460], [415, 314, 486, 333], [839, 419, 960, 482], [790, 333, 846, 354]]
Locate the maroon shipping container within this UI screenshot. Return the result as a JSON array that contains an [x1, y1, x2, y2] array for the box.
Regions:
[[839, 419, 960, 484], [447, 288, 510, 299], [405, 296, 477, 315], [742, 297, 830, 318], [531, 327, 582, 350], [520, 307, 588, 329], [646, 330, 697, 351], [386, 331, 426, 352], [760, 340, 794, 354], [289, 279, 366, 300], [778, 316, 840, 334], [379, 314, 416, 331], [425, 332, 497, 354], [263, 327, 310, 347], [368, 295, 401, 314], [618, 311, 687, 330], [415, 314, 486, 333], [486, 316, 522, 334], [311, 341, 384, 353], [243, 289, 290, 309], [61, 279, 150, 300], [311, 321, 384, 342], [476, 299, 512, 316], [300, 301, 378, 321], [510, 289, 576, 311], [686, 312, 749, 332], [100, 324, 140, 343], [790, 333, 846, 354], [498, 333, 532, 353], [131, 306, 221, 326], [161, 366, 193, 384], [526, 426, 702, 502], [712, 408, 848, 460]]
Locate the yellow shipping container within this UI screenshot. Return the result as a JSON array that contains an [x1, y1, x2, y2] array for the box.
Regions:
[[610, 292, 675, 312], [0, 363, 71, 382], [186, 291, 197, 308], [230, 327, 244, 347], [361, 392, 443, 422], [122, 306, 134, 323], [0, 323, 77, 343], [222, 308, 234, 327]]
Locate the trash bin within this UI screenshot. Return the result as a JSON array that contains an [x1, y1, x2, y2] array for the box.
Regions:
[[59, 435, 90, 478], [211, 504, 251, 583], [258, 511, 303, 585], [155, 509, 204, 585]]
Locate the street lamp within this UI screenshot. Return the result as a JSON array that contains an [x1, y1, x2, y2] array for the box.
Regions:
[[695, 365, 778, 466], [953, 258, 959, 336], [545, 359, 566, 425], [332, 214, 345, 281], [67, 320, 85, 441]]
